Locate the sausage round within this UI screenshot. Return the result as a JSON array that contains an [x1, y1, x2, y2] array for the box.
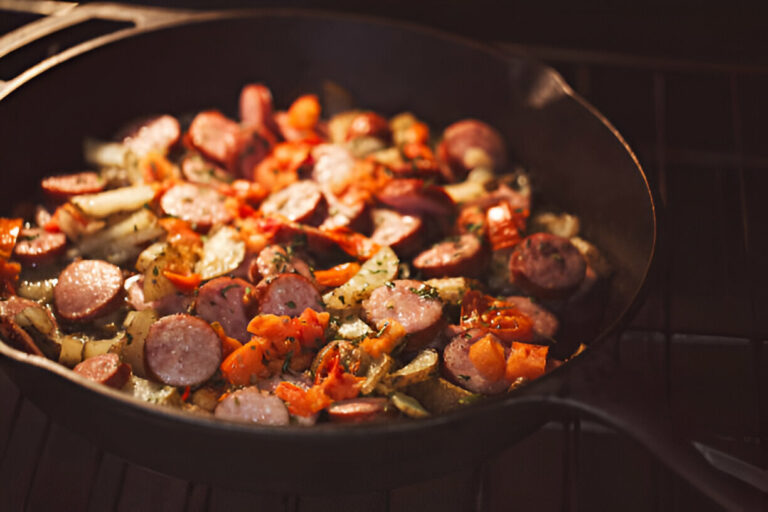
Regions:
[[0, 296, 56, 356], [12, 228, 66, 264], [438, 119, 507, 179], [319, 192, 370, 233], [260, 181, 327, 226], [327, 397, 396, 424], [442, 330, 509, 395], [41, 172, 104, 199], [412, 234, 485, 279], [144, 314, 222, 387], [195, 277, 253, 342], [503, 296, 559, 343], [214, 386, 290, 425], [250, 245, 314, 283], [73, 353, 131, 389], [255, 273, 324, 317], [362, 279, 445, 351], [370, 209, 424, 256], [376, 179, 454, 219], [120, 114, 181, 157], [54, 260, 124, 321], [186, 110, 246, 170], [239, 83, 276, 133], [346, 112, 391, 142], [160, 183, 233, 231], [509, 233, 586, 299]]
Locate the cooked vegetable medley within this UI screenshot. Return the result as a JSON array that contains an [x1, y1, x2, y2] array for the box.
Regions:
[[0, 84, 611, 425]]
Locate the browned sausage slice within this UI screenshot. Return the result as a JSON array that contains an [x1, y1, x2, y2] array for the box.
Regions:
[[73, 353, 131, 389], [12, 228, 66, 264], [438, 119, 507, 180], [362, 280, 444, 351], [214, 386, 290, 425], [186, 110, 247, 170], [503, 296, 559, 342], [370, 209, 424, 256], [327, 397, 397, 424], [346, 112, 391, 142], [250, 245, 314, 283], [260, 181, 327, 226], [412, 234, 485, 279], [376, 179, 454, 218], [160, 183, 233, 231], [509, 233, 586, 299], [195, 277, 253, 342], [319, 192, 370, 233], [144, 314, 222, 387], [121, 114, 181, 157], [255, 273, 324, 317], [442, 330, 509, 395], [239, 83, 276, 132], [41, 172, 104, 200], [0, 296, 55, 356], [54, 260, 124, 321]]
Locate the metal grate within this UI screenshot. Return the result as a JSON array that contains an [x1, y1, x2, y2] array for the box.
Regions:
[[1, 20, 767, 512]]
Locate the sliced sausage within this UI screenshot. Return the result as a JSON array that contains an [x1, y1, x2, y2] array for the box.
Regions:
[[186, 110, 247, 170], [195, 277, 253, 342], [255, 273, 324, 317], [509, 233, 586, 299], [124, 274, 193, 316], [260, 181, 327, 226], [0, 296, 55, 356], [250, 245, 314, 283], [370, 209, 424, 256], [214, 386, 290, 425], [54, 260, 124, 321], [144, 313, 222, 387], [237, 130, 273, 179], [257, 373, 317, 425], [120, 114, 181, 157], [362, 279, 445, 351], [438, 119, 507, 180], [442, 330, 509, 395], [327, 397, 397, 424], [12, 228, 66, 264], [311, 144, 356, 194], [346, 112, 391, 142], [265, 218, 340, 258], [239, 83, 276, 133], [413, 234, 485, 279], [181, 154, 233, 185], [160, 183, 232, 231], [73, 353, 131, 389], [41, 172, 104, 200], [319, 192, 370, 233], [376, 179, 454, 219], [503, 296, 559, 343]]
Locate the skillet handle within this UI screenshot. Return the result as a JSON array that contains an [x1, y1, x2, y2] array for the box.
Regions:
[[0, 1, 200, 90], [541, 348, 766, 511]]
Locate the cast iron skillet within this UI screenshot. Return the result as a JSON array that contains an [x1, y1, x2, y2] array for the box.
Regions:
[[0, 5, 759, 509]]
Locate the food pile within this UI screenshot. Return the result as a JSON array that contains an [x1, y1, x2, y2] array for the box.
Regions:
[[0, 84, 611, 425]]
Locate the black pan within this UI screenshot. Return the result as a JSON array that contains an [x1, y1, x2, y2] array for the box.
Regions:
[[0, 5, 759, 509]]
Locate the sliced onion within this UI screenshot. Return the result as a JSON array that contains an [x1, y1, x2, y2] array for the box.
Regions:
[[194, 226, 246, 280], [71, 185, 155, 218]]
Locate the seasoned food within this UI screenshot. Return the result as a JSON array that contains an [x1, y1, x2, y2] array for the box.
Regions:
[[0, 83, 610, 426]]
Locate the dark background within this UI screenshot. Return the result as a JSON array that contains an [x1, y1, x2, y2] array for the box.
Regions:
[[1, 1, 766, 510]]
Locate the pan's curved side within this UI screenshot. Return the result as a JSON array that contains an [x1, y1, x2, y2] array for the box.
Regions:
[[0, 11, 654, 492]]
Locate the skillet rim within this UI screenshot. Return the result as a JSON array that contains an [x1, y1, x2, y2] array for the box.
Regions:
[[0, 7, 657, 437]]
